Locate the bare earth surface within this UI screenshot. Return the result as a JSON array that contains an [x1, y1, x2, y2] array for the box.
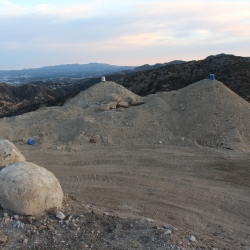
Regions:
[[14, 144, 249, 249], [0, 80, 250, 249]]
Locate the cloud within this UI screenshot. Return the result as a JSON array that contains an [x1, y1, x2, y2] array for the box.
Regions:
[[0, 0, 249, 69]]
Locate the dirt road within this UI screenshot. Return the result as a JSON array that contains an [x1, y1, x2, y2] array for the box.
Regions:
[[22, 144, 250, 247]]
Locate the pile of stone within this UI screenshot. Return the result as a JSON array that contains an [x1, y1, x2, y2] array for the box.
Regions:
[[0, 139, 63, 215], [99, 93, 144, 112]]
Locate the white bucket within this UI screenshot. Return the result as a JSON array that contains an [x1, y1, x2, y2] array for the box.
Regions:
[[101, 76, 106, 82]]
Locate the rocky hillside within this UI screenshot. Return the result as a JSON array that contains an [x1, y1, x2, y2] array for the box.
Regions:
[[115, 54, 250, 102], [133, 60, 185, 72], [0, 84, 66, 118]]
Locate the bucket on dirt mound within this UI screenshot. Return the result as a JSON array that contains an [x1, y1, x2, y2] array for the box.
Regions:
[[101, 76, 106, 82], [27, 138, 35, 145], [210, 74, 215, 80]]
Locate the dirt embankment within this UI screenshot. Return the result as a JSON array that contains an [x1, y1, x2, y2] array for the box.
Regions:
[[0, 79, 249, 152]]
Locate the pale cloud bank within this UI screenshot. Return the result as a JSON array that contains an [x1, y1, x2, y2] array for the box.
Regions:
[[0, 0, 249, 69]]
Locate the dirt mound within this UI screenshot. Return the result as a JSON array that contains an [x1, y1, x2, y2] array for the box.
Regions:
[[150, 79, 250, 150], [63, 80, 143, 109], [0, 80, 249, 151]]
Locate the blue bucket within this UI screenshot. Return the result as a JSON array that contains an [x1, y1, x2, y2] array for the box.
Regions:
[[27, 138, 35, 145], [210, 74, 215, 80]]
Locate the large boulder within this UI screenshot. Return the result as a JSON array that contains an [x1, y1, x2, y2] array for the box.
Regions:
[[0, 140, 25, 169], [0, 162, 63, 215]]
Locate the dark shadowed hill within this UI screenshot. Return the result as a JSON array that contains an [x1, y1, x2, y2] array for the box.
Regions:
[[133, 60, 185, 72], [0, 84, 66, 118], [115, 54, 250, 102]]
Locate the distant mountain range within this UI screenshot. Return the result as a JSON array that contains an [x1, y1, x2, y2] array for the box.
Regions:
[[0, 63, 135, 84], [0, 54, 249, 118], [0, 61, 186, 85]]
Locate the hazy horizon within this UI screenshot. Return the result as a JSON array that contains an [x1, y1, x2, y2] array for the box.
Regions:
[[1, 0, 250, 70]]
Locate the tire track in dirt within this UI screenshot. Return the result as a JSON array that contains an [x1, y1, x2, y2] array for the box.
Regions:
[[83, 196, 121, 210], [138, 204, 250, 242], [43, 159, 125, 167], [24, 147, 250, 246], [59, 173, 250, 220]]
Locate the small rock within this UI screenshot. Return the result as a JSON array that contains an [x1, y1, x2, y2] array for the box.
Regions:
[[164, 229, 172, 235], [131, 101, 145, 106], [158, 141, 162, 144], [109, 102, 117, 109], [117, 101, 129, 108], [56, 212, 66, 220], [4, 217, 10, 224], [145, 218, 154, 222], [69, 222, 78, 231], [125, 96, 136, 104], [116, 107, 125, 112], [0, 233, 8, 243], [47, 225, 55, 232], [90, 138, 96, 143], [13, 220, 21, 228], [35, 220, 41, 228], [189, 235, 196, 242], [14, 215, 19, 220], [23, 239, 28, 245]]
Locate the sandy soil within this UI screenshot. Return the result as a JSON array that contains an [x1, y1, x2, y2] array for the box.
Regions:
[[0, 80, 250, 249], [16, 144, 250, 249]]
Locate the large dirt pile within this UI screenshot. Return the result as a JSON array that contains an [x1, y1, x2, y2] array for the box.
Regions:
[[151, 79, 250, 150], [0, 80, 249, 151]]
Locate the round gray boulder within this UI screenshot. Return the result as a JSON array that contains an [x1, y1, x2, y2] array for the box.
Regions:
[[0, 140, 26, 169], [0, 162, 63, 215]]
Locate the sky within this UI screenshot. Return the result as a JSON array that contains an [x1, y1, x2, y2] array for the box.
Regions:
[[0, 0, 250, 70]]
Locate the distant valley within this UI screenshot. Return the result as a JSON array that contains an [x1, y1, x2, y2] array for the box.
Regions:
[[0, 63, 135, 86], [0, 60, 186, 86]]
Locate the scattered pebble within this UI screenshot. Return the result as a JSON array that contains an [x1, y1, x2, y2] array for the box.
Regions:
[[0, 233, 8, 243], [56, 212, 66, 220], [189, 235, 196, 242]]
